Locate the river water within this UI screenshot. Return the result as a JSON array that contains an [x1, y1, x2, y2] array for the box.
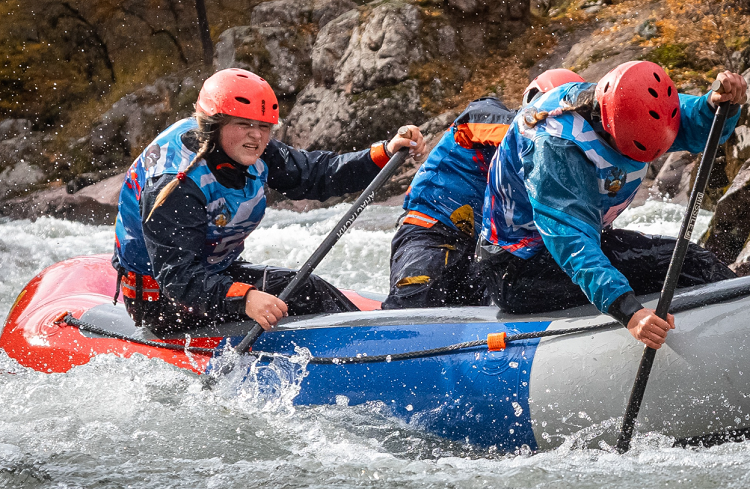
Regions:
[[1, 201, 749, 488]]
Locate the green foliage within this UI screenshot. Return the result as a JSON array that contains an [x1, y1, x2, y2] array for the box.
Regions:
[[644, 43, 690, 69]]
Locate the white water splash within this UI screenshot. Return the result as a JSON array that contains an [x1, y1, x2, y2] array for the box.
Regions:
[[1, 203, 749, 488]]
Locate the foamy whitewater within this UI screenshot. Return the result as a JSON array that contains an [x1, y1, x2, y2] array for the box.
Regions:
[[1, 201, 749, 488]]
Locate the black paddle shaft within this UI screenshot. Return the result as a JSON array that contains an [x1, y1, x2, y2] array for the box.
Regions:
[[231, 147, 410, 355], [616, 99, 731, 453]]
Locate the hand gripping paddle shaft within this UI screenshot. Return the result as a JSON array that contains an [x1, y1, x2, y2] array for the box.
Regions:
[[616, 88, 730, 453]]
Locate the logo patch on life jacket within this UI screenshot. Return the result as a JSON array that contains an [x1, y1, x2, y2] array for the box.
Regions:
[[604, 168, 627, 197], [213, 202, 232, 227]]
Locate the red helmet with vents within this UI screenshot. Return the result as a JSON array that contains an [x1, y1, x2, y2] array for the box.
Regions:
[[196, 68, 279, 124], [595, 61, 680, 162], [522, 69, 585, 105]]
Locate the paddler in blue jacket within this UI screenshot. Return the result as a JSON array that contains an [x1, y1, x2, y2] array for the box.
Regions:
[[478, 61, 747, 349], [383, 69, 584, 309], [112, 68, 425, 332]]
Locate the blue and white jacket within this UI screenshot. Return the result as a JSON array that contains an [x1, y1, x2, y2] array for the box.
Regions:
[[481, 82, 740, 314]]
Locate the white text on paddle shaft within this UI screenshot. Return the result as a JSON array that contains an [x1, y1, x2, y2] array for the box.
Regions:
[[337, 191, 376, 238], [684, 192, 704, 241]]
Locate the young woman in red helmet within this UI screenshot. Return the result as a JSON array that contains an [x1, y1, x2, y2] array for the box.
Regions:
[[113, 68, 425, 332], [383, 69, 584, 310], [479, 61, 746, 349]]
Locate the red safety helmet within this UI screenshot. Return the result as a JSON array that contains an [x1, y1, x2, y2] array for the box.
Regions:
[[596, 61, 680, 162], [522, 68, 585, 105], [196, 68, 279, 124]]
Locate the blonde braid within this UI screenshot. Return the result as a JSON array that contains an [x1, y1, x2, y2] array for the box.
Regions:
[[146, 113, 225, 222], [523, 86, 597, 128]]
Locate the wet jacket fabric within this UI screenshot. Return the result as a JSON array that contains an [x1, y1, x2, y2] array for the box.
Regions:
[[403, 97, 515, 238], [478, 228, 736, 321], [113, 117, 386, 319], [480, 82, 740, 314]]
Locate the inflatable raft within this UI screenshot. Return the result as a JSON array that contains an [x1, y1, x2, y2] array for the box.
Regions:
[[3, 254, 750, 451]]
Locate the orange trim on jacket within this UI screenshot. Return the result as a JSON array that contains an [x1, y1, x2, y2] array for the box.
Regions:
[[454, 122, 509, 149], [403, 210, 438, 228], [226, 282, 255, 298]]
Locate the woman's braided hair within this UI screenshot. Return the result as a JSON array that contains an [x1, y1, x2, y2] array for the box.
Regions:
[[146, 112, 227, 222], [523, 86, 599, 127]]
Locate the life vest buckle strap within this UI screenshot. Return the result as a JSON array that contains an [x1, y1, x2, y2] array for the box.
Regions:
[[120, 272, 161, 302]]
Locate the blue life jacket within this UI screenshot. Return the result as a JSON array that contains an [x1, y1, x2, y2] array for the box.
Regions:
[[114, 118, 268, 276], [403, 97, 515, 237], [481, 83, 647, 258]]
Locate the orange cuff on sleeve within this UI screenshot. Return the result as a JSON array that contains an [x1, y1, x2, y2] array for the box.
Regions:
[[369, 142, 390, 168], [226, 282, 255, 298]]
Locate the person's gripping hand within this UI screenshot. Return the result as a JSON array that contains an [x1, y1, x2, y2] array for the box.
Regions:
[[626, 308, 675, 349], [245, 289, 288, 331], [387, 125, 426, 160], [710, 71, 748, 106]]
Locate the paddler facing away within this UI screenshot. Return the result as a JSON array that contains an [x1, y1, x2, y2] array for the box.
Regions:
[[383, 69, 584, 310], [478, 61, 747, 349], [112, 68, 425, 332]]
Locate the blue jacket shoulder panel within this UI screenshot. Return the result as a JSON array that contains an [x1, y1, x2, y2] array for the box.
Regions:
[[405, 97, 515, 237]]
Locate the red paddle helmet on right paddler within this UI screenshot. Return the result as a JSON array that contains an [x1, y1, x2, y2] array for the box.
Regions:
[[595, 61, 681, 162]]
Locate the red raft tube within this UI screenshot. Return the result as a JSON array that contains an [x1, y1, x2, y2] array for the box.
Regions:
[[0, 254, 381, 374]]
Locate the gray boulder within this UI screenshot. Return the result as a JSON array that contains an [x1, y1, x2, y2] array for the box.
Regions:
[[0, 119, 32, 140], [89, 73, 202, 170], [251, 0, 355, 28], [312, 9, 359, 86], [650, 151, 698, 205], [0, 130, 48, 199], [335, 3, 423, 94], [730, 125, 750, 166], [730, 240, 750, 277], [216, 0, 357, 96], [215, 25, 314, 97], [0, 172, 124, 225], [279, 79, 425, 153], [702, 159, 750, 264]]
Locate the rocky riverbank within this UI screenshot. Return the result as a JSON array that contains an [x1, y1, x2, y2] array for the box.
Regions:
[[3, 0, 750, 272]]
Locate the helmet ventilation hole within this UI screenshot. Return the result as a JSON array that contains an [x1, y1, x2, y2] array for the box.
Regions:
[[667, 86, 672, 97], [634, 140, 647, 151], [604, 82, 610, 93], [236, 74, 248, 78], [672, 108, 678, 118], [653, 72, 661, 82], [235, 97, 251, 104], [648, 88, 658, 98], [272, 104, 278, 110], [649, 110, 660, 120]]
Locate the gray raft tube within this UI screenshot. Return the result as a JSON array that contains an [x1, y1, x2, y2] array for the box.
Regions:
[[529, 276, 750, 450]]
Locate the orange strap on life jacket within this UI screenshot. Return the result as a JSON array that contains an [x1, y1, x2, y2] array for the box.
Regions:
[[121, 272, 161, 302]]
